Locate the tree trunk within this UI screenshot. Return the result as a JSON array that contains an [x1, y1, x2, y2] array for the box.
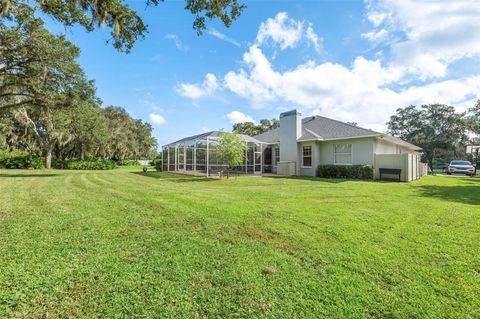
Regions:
[[56, 144, 63, 161], [45, 145, 53, 169], [80, 144, 85, 161]]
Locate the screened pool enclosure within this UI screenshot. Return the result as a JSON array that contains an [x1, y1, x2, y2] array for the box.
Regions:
[[161, 131, 278, 176]]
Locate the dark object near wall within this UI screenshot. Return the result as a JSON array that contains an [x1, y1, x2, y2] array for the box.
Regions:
[[379, 168, 401, 182]]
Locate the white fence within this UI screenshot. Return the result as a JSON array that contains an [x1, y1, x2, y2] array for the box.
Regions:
[[374, 153, 427, 182]]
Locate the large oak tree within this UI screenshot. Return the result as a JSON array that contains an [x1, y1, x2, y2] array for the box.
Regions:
[[0, 0, 245, 52]]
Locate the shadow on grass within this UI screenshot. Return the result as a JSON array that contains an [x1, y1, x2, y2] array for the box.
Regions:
[[416, 185, 480, 205], [263, 175, 381, 184], [130, 171, 217, 183], [0, 173, 59, 178], [134, 171, 380, 184], [263, 175, 350, 183]]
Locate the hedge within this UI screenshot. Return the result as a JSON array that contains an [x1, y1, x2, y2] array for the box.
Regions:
[[56, 159, 117, 170], [117, 160, 142, 166], [317, 164, 373, 179], [0, 150, 44, 169]]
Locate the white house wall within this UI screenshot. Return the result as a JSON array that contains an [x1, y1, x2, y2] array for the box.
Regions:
[[374, 138, 417, 154], [318, 138, 375, 166], [296, 138, 375, 176]]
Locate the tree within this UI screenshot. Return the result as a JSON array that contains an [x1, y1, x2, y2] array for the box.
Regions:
[[213, 132, 247, 178], [232, 121, 257, 136], [387, 104, 468, 166], [102, 106, 157, 161], [0, 8, 84, 112], [67, 101, 110, 160], [467, 99, 480, 135], [1, 17, 89, 168], [259, 118, 279, 132], [2, 101, 158, 166], [132, 119, 157, 160], [104, 106, 136, 161], [0, 0, 246, 52], [0, 5, 161, 167], [232, 118, 279, 136]]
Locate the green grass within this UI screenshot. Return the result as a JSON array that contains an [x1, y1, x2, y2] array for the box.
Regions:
[[0, 169, 479, 318], [432, 168, 480, 176]]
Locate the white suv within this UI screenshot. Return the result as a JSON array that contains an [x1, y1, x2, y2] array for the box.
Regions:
[[447, 160, 475, 176]]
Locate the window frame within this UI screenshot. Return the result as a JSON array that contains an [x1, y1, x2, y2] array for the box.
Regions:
[[302, 145, 313, 168], [333, 143, 353, 165], [274, 147, 280, 166]]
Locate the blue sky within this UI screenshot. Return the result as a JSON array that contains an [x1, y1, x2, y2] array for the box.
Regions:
[[44, 0, 480, 147]]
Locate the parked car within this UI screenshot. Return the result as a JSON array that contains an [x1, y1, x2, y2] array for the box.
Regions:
[[447, 160, 476, 176], [432, 163, 449, 170]]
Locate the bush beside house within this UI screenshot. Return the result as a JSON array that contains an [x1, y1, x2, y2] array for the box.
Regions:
[[317, 165, 373, 179]]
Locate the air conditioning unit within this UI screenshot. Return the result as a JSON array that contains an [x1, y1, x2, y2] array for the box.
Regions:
[[277, 161, 296, 176]]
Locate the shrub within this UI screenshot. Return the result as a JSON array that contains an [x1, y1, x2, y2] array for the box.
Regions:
[[153, 156, 162, 171], [0, 150, 44, 169], [317, 164, 373, 179], [56, 159, 117, 170], [117, 159, 142, 166]]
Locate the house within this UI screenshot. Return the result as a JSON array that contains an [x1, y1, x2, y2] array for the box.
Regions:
[[466, 145, 480, 155], [161, 109, 424, 181]]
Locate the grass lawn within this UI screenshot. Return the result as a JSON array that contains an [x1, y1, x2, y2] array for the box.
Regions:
[[0, 169, 479, 318]]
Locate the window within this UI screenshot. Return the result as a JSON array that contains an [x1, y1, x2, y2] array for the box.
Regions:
[[334, 144, 352, 164], [274, 147, 280, 165], [302, 146, 312, 167]]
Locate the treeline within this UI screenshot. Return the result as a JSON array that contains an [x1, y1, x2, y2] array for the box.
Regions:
[[387, 102, 480, 165], [0, 105, 157, 167], [233, 119, 279, 136], [0, 6, 157, 168]]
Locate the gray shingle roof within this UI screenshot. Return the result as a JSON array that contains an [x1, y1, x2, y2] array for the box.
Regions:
[[253, 128, 280, 144], [299, 115, 380, 141], [253, 115, 381, 143]]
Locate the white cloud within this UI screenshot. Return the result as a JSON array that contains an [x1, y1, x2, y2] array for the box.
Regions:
[[366, 11, 389, 27], [256, 12, 323, 53], [361, 28, 388, 42], [256, 12, 303, 50], [176, 9, 480, 132], [176, 73, 219, 99], [305, 24, 323, 53], [165, 34, 188, 51], [222, 44, 480, 131], [226, 111, 255, 124], [208, 28, 241, 47], [224, 45, 279, 105], [149, 113, 167, 125], [365, 0, 480, 79]]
